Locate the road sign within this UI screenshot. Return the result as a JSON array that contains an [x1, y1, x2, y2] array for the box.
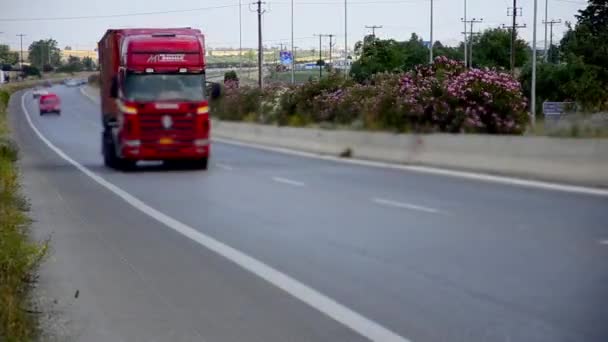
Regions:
[[543, 101, 575, 116], [280, 51, 293, 65]]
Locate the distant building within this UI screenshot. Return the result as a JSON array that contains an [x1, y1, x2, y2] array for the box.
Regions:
[[60, 49, 98, 62]]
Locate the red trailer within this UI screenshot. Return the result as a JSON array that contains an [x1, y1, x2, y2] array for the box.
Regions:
[[98, 28, 210, 170]]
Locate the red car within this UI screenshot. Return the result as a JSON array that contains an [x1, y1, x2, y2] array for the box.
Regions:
[[39, 93, 61, 115]]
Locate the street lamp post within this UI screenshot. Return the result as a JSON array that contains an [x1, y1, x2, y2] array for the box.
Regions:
[[531, 0, 538, 127], [344, 0, 348, 77], [543, 0, 548, 62], [429, 0, 434, 63], [463, 0, 467, 67], [239, 0, 243, 72], [291, 0, 295, 84]]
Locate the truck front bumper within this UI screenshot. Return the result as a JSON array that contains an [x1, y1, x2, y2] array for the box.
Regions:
[[121, 142, 210, 160]]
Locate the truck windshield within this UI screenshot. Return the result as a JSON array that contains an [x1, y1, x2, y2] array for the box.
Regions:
[[124, 74, 205, 102]]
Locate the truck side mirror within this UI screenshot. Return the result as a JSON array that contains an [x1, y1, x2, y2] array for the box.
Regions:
[[110, 76, 118, 98]]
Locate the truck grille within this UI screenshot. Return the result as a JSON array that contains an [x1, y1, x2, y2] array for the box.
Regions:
[[139, 113, 196, 145]]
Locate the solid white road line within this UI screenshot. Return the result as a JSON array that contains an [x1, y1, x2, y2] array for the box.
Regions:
[[599, 240, 608, 246], [20, 92, 409, 342], [79, 86, 100, 104], [213, 137, 608, 197], [372, 198, 440, 214], [273, 177, 306, 187], [215, 162, 234, 171]]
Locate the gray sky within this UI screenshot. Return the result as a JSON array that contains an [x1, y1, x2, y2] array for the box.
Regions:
[[0, 0, 586, 51]]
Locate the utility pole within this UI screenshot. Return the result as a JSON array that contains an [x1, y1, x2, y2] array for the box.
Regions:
[[317, 34, 323, 78], [468, 32, 481, 67], [532, 0, 538, 128], [344, 0, 348, 78], [429, 0, 434, 64], [314, 34, 325, 79], [543, 0, 549, 62], [239, 0, 243, 73], [463, 0, 468, 68], [250, 1, 267, 88], [17, 34, 26, 69], [328, 34, 335, 65], [543, 18, 561, 62], [461, 18, 482, 68], [508, 4, 525, 75], [365, 25, 382, 38]]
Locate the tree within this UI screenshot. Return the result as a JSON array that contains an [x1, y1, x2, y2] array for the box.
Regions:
[[21, 65, 41, 77], [434, 41, 463, 61], [82, 56, 95, 71], [553, 0, 608, 110], [560, 0, 608, 69], [57, 55, 84, 73], [350, 33, 428, 82], [0, 44, 19, 65], [400, 33, 430, 70], [547, 44, 560, 64], [470, 28, 529, 69], [28, 39, 61, 69]]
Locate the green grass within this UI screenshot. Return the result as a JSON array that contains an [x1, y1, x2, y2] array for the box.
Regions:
[[527, 117, 608, 138], [267, 70, 329, 84], [0, 86, 48, 342]]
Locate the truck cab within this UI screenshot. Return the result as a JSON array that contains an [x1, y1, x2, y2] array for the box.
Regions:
[[99, 28, 210, 170]]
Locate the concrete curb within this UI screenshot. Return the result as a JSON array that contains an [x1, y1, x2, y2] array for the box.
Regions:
[[212, 120, 608, 187]]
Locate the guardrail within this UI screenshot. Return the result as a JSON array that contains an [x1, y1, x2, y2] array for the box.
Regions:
[[213, 120, 608, 186]]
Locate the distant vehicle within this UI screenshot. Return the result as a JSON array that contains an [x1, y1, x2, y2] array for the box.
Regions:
[[39, 93, 61, 115], [98, 28, 211, 170], [64, 79, 79, 87], [43, 80, 53, 87], [32, 87, 49, 99]]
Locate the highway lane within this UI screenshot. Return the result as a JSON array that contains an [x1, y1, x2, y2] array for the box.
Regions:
[[11, 85, 608, 342]]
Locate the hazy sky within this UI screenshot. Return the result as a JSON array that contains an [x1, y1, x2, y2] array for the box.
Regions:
[[0, 0, 586, 51]]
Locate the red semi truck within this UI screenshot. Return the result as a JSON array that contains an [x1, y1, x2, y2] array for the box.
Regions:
[[98, 28, 211, 170]]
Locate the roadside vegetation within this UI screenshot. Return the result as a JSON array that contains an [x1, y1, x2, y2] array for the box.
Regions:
[[0, 85, 48, 342], [211, 0, 606, 137], [212, 57, 528, 134]]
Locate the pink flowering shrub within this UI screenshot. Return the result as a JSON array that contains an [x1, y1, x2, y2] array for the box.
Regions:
[[399, 56, 528, 133], [211, 57, 529, 134], [447, 69, 528, 134]]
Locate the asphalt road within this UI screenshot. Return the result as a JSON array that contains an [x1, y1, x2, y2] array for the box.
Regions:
[[9, 85, 608, 342]]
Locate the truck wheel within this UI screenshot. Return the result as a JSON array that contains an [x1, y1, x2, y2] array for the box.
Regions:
[[193, 157, 209, 170], [103, 132, 119, 169], [103, 137, 136, 171], [39, 110, 44, 116]]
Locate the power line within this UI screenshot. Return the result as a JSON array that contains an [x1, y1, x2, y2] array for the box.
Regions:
[[506, 2, 525, 75], [0, 0, 433, 22], [314, 34, 333, 78], [0, 4, 238, 22], [365, 25, 383, 38], [250, 1, 268, 89], [543, 18, 562, 61], [461, 18, 482, 68], [16, 34, 26, 68]]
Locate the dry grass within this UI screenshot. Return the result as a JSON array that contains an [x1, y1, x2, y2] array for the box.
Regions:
[[0, 86, 48, 342]]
